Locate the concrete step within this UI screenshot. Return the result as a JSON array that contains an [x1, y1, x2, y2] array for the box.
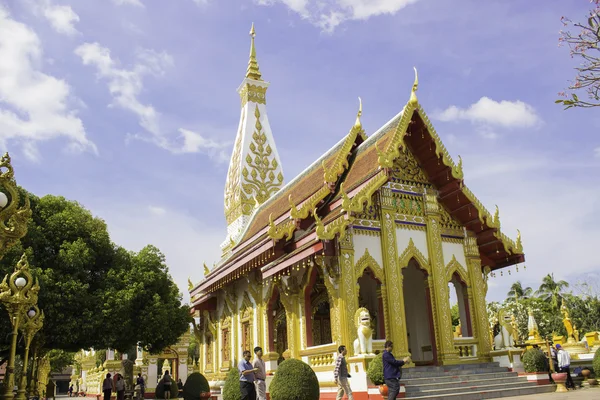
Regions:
[[404, 376, 528, 393], [409, 363, 499, 373], [403, 367, 509, 379], [405, 381, 536, 396], [404, 384, 555, 400], [403, 371, 518, 385]]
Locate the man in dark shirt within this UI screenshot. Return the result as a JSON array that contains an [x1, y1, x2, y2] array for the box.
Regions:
[[382, 341, 410, 400]]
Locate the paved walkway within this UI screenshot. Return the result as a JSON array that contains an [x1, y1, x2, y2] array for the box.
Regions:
[[501, 387, 600, 399]]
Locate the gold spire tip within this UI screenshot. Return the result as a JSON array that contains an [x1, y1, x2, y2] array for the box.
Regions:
[[245, 23, 262, 81], [412, 67, 419, 92], [354, 97, 362, 127], [409, 67, 419, 105]]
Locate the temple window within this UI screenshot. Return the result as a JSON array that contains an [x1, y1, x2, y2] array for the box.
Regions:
[[448, 273, 473, 337]]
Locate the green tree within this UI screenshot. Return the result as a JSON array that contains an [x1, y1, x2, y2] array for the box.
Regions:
[[507, 281, 533, 303], [535, 273, 569, 310], [0, 192, 190, 356]]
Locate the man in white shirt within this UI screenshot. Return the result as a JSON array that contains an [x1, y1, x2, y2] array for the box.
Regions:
[[253, 347, 267, 400], [556, 344, 575, 390]]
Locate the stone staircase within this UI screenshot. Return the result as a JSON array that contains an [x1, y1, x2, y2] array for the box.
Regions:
[[402, 362, 555, 400]]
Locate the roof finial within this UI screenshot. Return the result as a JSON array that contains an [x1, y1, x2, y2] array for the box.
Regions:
[[410, 67, 419, 105], [354, 97, 362, 127], [246, 23, 262, 81]]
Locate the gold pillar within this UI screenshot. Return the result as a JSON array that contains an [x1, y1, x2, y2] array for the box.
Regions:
[[378, 188, 409, 357], [464, 236, 492, 360], [318, 257, 343, 346], [423, 191, 459, 363], [278, 278, 302, 359], [338, 231, 358, 353]]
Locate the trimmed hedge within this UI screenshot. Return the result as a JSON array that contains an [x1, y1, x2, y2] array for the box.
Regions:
[[183, 373, 210, 400], [523, 349, 547, 373], [155, 378, 179, 399], [270, 359, 319, 400], [367, 354, 384, 385], [593, 347, 600, 377], [222, 368, 241, 400]]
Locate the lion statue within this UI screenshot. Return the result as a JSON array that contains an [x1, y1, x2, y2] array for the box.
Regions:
[[493, 309, 517, 350], [353, 307, 374, 355]]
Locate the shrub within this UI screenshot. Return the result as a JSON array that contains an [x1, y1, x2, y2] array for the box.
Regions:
[[270, 359, 319, 400], [222, 368, 241, 400], [367, 354, 384, 385], [593, 347, 600, 378], [523, 349, 547, 373], [155, 378, 179, 399], [183, 373, 210, 400]]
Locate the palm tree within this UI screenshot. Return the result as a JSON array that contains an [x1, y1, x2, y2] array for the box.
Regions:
[[536, 273, 569, 310], [507, 281, 533, 303]]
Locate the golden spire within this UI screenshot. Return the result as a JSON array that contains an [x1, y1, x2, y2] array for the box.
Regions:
[[409, 67, 419, 105], [246, 23, 262, 81], [354, 97, 363, 128]]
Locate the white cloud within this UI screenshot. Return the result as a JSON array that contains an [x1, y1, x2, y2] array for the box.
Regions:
[[41, 2, 80, 35], [112, 0, 144, 7], [0, 6, 95, 161], [437, 97, 541, 129], [95, 202, 225, 303], [148, 205, 166, 215], [594, 147, 600, 158], [255, 0, 417, 32], [75, 42, 229, 156]]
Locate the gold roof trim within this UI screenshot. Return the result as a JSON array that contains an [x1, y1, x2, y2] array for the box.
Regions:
[[341, 170, 388, 214], [246, 23, 262, 81], [323, 98, 366, 185], [314, 209, 354, 241], [267, 213, 296, 241]]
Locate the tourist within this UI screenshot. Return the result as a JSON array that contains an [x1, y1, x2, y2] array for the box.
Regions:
[[252, 347, 266, 400], [102, 374, 115, 400], [556, 344, 575, 390], [136, 373, 145, 400], [68, 385, 73, 397], [115, 374, 125, 400], [333, 345, 353, 400], [382, 341, 410, 400], [238, 350, 258, 400], [163, 370, 172, 399]]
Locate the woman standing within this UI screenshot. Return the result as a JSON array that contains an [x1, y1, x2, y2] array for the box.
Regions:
[[102, 374, 115, 400], [115, 374, 125, 400]]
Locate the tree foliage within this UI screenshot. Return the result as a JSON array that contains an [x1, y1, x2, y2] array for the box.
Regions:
[[507, 281, 533, 303], [269, 359, 320, 400], [222, 368, 241, 400], [535, 273, 569, 310], [0, 191, 190, 354], [557, 1, 600, 109]]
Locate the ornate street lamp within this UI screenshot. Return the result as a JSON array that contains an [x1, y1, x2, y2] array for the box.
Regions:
[[0, 152, 31, 259], [16, 305, 44, 400], [0, 254, 40, 400]]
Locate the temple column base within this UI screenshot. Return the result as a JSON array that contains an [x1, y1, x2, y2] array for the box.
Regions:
[[490, 349, 524, 373]]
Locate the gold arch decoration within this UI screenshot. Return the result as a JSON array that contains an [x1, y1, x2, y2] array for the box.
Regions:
[[398, 238, 430, 274], [445, 255, 469, 284], [354, 248, 385, 283]]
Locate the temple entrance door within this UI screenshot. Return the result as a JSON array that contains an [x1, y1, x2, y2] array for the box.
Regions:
[[268, 291, 287, 365], [403, 260, 436, 365], [358, 269, 385, 339]]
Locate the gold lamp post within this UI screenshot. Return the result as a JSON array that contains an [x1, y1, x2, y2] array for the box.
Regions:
[[0, 254, 40, 400], [0, 152, 31, 259], [16, 305, 44, 400]]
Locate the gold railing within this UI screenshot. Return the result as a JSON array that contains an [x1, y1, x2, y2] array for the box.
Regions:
[[300, 343, 337, 372], [454, 337, 478, 358]]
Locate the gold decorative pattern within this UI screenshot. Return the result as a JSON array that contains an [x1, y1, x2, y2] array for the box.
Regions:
[[323, 98, 366, 185], [376, 104, 413, 169], [339, 231, 357, 354], [398, 238, 430, 274], [0, 153, 32, 256], [242, 106, 284, 205], [239, 84, 267, 107], [341, 170, 388, 214], [391, 147, 429, 184], [289, 186, 330, 220], [224, 108, 246, 225], [439, 205, 462, 231], [445, 255, 469, 284], [354, 248, 385, 283], [267, 213, 296, 241], [393, 192, 424, 217], [314, 210, 355, 241], [246, 23, 262, 81]]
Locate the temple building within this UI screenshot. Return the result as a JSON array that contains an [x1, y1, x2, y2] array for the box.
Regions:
[[189, 25, 525, 389]]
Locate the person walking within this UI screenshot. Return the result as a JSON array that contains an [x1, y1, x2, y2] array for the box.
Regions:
[[239, 350, 258, 400], [556, 344, 575, 390], [136, 373, 145, 400], [102, 374, 115, 400], [382, 341, 410, 400], [252, 347, 266, 400], [333, 345, 353, 400], [115, 374, 125, 400], [163, 371, 173, 399]]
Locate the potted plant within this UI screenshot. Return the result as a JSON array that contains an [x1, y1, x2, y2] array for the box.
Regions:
[[183, 372, 211, 400], [522, 349, 550, 385], [366, 354, 386, 395], [222, 368, 241, 400], [269, 359, 320, 400]]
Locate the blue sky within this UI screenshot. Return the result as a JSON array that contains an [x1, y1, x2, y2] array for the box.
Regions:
[[1, 0, 599, 305]]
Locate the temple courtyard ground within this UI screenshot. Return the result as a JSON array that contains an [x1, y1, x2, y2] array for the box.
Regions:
[[501, 388, 600, 399]]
